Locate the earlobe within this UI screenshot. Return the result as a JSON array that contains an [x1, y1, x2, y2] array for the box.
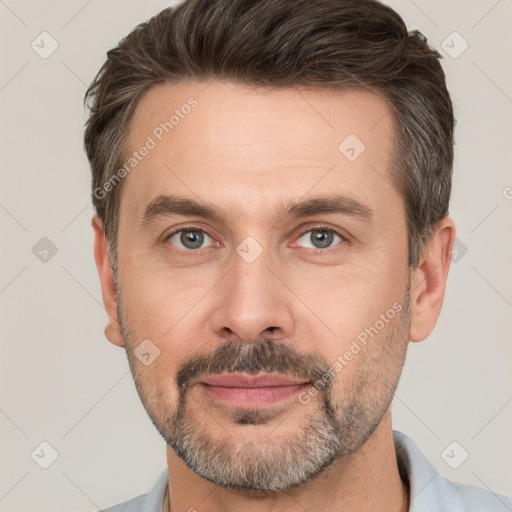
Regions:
[[409, 217, 456, 343], [92, 216, 124, 348]]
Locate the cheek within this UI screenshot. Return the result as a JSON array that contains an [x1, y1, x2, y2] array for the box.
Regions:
[[293, 269, 408, 384], [294, 259, 406, 335], [128, 358, 182, 427], [116, 271, 196, 380], [325, 309, 409, 400], [118, 258, 207, 340]]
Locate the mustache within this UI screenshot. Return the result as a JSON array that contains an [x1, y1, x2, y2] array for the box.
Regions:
[[176, 339, 333, 391]]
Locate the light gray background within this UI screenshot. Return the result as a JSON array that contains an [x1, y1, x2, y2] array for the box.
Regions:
[[1, 0, 511, 510]]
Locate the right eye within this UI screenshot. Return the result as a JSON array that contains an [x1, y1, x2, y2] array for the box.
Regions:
[[166, 228, 215, 250]]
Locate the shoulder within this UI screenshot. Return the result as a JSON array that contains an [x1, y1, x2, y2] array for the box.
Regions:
[[99, 469, 168, 512], [100, 494, 147, 512], [436, 477, 512, 512], [392, 430, 512, 512]]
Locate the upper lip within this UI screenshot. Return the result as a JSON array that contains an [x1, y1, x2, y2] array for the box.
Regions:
[[199, 373, 309, 388]]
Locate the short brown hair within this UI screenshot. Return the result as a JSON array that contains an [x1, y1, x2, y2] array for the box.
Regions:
[[84, 0, 455, 269]]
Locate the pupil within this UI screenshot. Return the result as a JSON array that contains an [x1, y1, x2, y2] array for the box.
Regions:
[[312, 230, 332, 249], [181, 230, 203, 249]]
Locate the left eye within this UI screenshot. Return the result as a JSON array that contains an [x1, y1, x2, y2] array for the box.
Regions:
[[167, 229, 213, 250], [295, 228, 343, 250]]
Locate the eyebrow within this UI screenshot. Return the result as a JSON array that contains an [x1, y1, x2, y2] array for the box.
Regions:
[[279, 195, 373, 224], [141, 195, 227, 227], [140, 193, 373, 228]]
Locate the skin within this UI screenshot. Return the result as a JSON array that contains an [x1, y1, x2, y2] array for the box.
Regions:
[[93, 81, 455, 512]]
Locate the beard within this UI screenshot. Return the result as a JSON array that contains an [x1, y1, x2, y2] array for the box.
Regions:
[[118, 289, 410, 495]]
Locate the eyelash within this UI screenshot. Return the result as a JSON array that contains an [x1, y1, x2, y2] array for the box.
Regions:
[[294, 224, 346, 254], [164, 224, 346, 254]]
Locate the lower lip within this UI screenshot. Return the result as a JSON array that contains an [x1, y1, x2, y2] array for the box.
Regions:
[[199, 382, 310, 408]]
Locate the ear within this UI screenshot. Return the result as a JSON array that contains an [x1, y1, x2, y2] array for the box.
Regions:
[[409, 217, 456, 342], [92, 216, 124, 347]]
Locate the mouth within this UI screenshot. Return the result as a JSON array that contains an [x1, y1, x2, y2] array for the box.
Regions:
[[197, 373, 311, 408]]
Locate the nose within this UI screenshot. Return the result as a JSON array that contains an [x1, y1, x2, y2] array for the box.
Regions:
[[209, 246, 295, 344]]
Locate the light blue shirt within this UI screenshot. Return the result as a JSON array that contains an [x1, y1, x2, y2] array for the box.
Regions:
[[101, 430, 512, 511]]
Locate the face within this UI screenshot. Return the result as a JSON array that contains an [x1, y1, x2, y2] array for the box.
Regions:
[[113, 81, 412, 493]]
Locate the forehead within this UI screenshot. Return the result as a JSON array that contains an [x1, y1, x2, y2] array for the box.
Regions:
[[120, 80, 399, 223], [127, 80, 394, 160]]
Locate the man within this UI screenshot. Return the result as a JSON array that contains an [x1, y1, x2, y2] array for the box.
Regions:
[[85, 0, 511, 510]]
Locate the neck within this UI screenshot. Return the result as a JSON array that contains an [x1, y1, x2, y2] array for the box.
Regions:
[[164, 412, 408, 512]]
